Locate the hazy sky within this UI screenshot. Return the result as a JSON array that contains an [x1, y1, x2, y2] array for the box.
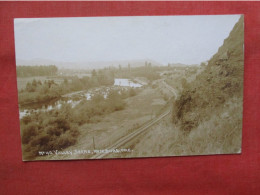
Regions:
[[14, 15, 241, 66]]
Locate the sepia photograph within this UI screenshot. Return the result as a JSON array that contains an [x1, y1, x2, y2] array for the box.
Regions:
[[14, 15, 244, 161]]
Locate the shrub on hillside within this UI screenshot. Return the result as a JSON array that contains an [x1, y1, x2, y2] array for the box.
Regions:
[[21, 105, 80, 160], [128, 88, 136, 97]]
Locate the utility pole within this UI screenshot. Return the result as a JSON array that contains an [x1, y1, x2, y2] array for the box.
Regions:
[[92, 136, 96, 150]]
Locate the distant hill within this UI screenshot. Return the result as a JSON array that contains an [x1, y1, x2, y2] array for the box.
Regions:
[[16, 58, 163, 70], [168, 63, 198, 67]]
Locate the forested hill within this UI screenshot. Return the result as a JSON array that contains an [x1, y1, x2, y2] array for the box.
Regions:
[[173, 15, 244, 133]]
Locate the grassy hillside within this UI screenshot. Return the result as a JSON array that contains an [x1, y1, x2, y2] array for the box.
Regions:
[[171, 16, 244, 154]]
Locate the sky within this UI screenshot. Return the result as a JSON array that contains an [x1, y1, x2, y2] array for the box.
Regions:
[[14, 15, 241, 67]]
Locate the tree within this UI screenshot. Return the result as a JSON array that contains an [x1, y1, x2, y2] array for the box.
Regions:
[[92, 93, 105, 104], [129, 88, 136, 97], [91, 69, 97, 77], [200, 62, 207, 67], [63, 78, 68, 85], [107, 90, 125, 111], [26, 82, 34, 92], [181, 78, 188, 89]]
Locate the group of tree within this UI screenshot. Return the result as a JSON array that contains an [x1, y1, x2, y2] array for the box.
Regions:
[[21, 104, 80, 160], [18, 68, 115, 105], [114, 63, 160, 82], [17, 65, 58, 77], [72, 89, 126, 125], [19, 79, 62, 105], [66, 69, 114, 92]]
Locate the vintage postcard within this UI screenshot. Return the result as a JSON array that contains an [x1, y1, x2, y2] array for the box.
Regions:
[[14, 15, 244, 161]]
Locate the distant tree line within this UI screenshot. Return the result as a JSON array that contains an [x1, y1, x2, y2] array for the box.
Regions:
[[17, 65, 58, 77], [114, 63, 160, 82]]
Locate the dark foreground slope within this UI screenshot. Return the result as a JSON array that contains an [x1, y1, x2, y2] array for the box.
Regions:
[[172, 16, 244, 154]]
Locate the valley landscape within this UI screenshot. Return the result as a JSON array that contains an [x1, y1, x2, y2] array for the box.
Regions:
[[15, 15, 244, 160]]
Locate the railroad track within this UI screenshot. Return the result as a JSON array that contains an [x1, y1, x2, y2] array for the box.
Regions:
[[90, 107, 171, 159], [162, 81, 178, 98]]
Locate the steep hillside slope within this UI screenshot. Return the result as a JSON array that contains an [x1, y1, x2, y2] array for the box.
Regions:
[[173, 16, 244, 131], [170, 16, 244, 154]]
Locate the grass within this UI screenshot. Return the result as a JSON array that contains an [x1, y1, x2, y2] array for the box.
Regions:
[[120, 96, 242, 158], [186, 97, 242, 155]]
